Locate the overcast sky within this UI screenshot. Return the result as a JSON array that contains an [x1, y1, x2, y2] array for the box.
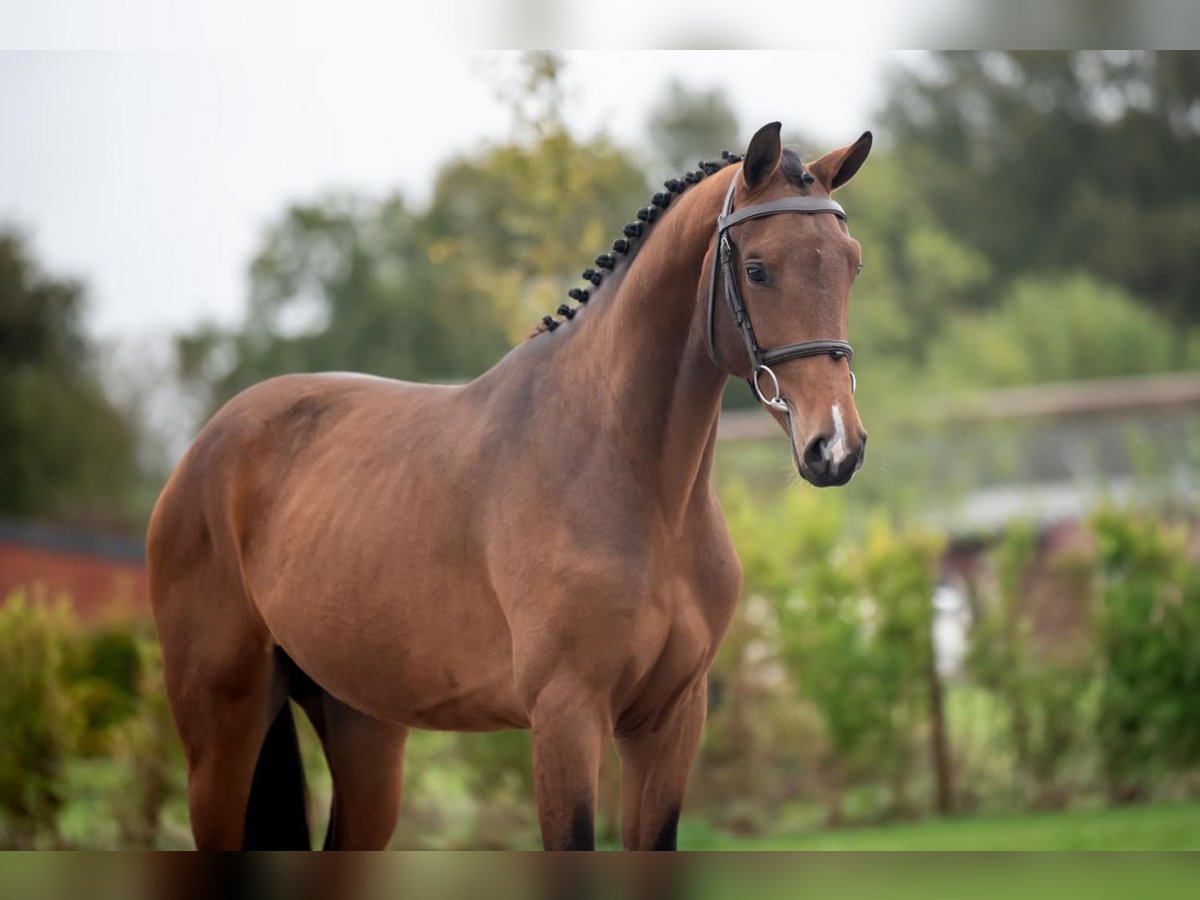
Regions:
[[0, 50, 899, 340]]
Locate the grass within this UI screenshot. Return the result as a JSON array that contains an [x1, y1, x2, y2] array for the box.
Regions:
[[679, 801, 1200, 850]]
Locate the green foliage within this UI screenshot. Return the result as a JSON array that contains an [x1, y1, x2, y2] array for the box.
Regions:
[[423, 130, 649, 343], [930, 273, 1195, 387], [680, 800, 1200, 850], [857, 520, 944, 815], [720, 487, 1200, 830], [63, 626, 144, 751], [699, 498, 828, 834], [449, 730, 538, 848], [0, 592, 185, 849], [967, 525, 1097, 809], [103, 643, 185, 848], [726, 484, 945, 822], [843, 154, 993, 370], [1090, 505, 1200, 802], [883, 51, 1200, 334], [646, 80, 740, 172], [0, 590, 77, 847], [0, 231, 140, 524], [178, 194, 512, 407]]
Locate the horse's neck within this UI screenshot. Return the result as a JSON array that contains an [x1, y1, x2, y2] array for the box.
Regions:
[[568, 170, 736, 515]]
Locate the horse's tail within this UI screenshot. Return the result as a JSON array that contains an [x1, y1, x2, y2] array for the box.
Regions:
[[242, 703, 311, 849]]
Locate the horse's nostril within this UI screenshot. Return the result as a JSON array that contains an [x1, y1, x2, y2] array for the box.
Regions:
[[803, 435, 831, 472]]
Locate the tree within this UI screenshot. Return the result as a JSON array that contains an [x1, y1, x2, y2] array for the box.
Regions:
[[0, 230, 140, 525], [927, 272, 1200, 387], [424, 132, 648, 343], [646, 80, 740, 172], [180, 57, 650, 414], [177, 193, 514, 407], [882, 51, 1200, 339]]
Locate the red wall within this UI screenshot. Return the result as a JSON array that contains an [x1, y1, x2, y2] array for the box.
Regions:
[[0, 542, 149, 620]]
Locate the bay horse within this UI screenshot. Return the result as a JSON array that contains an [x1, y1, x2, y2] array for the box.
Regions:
[[147, 122, 872, 850]]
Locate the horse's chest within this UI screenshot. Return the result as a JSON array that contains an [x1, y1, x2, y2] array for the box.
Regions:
[[613, 566, 737, 729]]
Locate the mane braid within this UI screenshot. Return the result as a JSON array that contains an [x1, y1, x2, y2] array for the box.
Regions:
[[528, 150, 743, 337]]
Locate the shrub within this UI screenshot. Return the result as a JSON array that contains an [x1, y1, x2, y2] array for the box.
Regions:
[[728, 481, 947, 823], [104, 641, 185, 848], [967, 525, 1097, 810], [64, 625, 144, 755], [0, 589, 79, 847], [859, 518, 946, 816], [930, 273, 1192, 387], [1090, 506, 1200, 802]]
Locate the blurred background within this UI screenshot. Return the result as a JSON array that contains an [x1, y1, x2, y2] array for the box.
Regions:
[[1, 49, 1199, 849]]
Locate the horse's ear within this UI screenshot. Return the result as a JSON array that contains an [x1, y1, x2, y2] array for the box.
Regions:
[[808, 131, 873, 192], [742, 122, 783, 189]]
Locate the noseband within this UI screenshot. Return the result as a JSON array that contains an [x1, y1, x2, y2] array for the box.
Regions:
[[705, 179, 857, 411]]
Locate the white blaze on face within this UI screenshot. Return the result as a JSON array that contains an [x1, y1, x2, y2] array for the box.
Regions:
[[824, 402, 849, 467]]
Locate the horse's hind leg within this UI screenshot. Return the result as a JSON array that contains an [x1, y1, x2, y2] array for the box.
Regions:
[[152, 548, 299, 849], [294, 683, 408, 850], [162, 626, 290, 849]]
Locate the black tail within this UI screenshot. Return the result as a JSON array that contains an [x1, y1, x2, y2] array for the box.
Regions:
[[243, 702, 311, 849]]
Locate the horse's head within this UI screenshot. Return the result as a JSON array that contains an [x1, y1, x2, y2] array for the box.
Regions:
[[703, 122, 872, 487]]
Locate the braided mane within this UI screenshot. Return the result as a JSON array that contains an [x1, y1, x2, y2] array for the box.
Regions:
[[529, 149, 743, 338]]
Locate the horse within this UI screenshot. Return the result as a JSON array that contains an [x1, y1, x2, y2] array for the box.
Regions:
[[147, 121, 872, 850]]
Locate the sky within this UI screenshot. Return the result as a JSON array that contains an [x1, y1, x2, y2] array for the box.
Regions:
[[0, 50, 898, 340]]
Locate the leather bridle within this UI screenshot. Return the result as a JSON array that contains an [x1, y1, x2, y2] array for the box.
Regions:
[[704, 178, 857, 411]]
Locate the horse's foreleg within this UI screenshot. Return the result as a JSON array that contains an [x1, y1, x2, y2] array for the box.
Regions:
[[615, 680, 707, 850], [530, 678, 610, 850]]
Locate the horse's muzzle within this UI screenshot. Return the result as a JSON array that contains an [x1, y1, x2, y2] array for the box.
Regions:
[[797, 430, 866, 488]]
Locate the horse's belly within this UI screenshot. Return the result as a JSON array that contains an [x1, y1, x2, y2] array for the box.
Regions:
[[258, 576, 527, 731]]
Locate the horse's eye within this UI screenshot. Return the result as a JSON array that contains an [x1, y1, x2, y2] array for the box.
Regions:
[[856, 262, 865, 276], [745, 264, 767, 284]]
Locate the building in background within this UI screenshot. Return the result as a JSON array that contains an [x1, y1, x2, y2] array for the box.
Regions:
[[0, 518, 148, 619]]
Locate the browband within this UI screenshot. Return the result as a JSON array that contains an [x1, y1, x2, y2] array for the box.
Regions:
[[717, 195, 846, 232]]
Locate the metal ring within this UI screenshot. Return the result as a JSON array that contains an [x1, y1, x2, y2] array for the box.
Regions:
[[850, 370, 857, 395], [752, 365, 788, 412]]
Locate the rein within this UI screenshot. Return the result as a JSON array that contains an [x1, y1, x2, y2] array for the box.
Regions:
[[705, 179, 857, 411]]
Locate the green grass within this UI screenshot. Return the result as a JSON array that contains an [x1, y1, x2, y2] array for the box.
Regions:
[[679, 802, 1200, 850]]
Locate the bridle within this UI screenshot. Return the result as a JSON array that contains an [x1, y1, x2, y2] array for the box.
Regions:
[[705, 178, 857, 412]]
